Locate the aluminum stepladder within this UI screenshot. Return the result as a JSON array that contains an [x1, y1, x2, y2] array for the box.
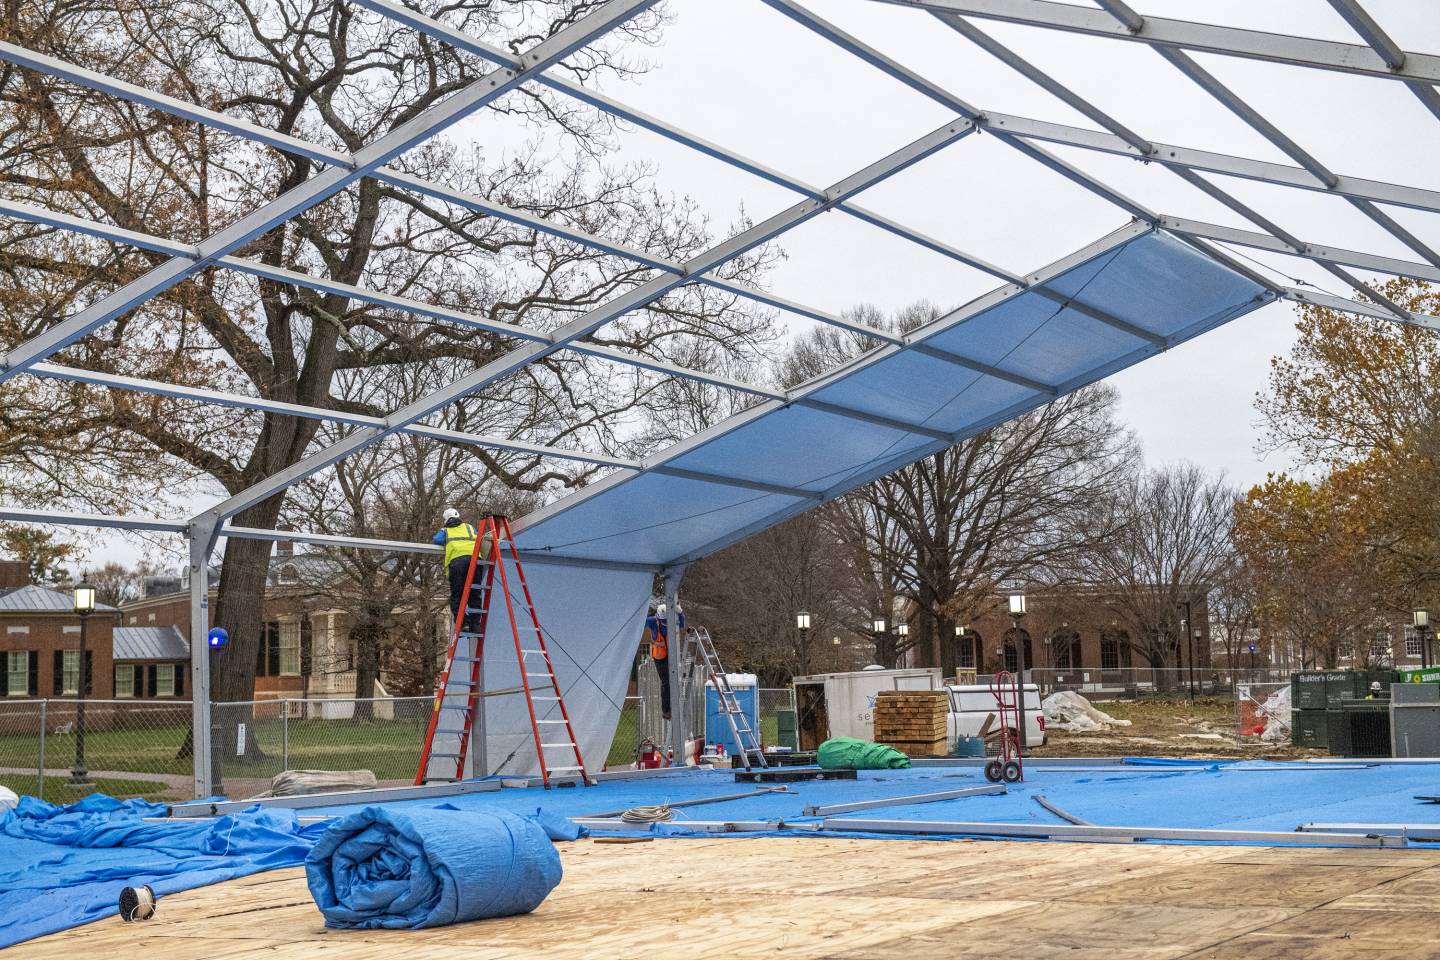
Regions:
[[416, 515, 590, 788], [689, 626, 767, 772]]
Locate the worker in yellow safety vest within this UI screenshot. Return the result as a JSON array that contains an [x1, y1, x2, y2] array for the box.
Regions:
[[434, 508, 490, 631]]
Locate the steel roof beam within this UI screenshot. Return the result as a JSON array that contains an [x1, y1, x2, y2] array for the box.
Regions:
[[194, 116, 982, 525], [932, 13, 1434, 326], [871, 0, 1440, 84], [0, 0, 658, 382], [1326, 0, 1440, 122], [1, 198, 1057, 437], [23, 361, 832, 499]]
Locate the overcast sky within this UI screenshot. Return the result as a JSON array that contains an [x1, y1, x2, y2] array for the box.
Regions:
[[62, 0, 1440, 572]]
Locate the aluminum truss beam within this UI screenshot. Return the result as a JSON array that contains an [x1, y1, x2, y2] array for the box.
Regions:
[[0, 506, 187, 533], [11, 19, 1435, 340], [769, 0, 1431, 333], [194, 116, 981, 527], [0, 0, 658, 381], [22, 360, 827, 500], [1327, 0, 1440, 123], [925, 12, 1436, 328], [872, 0, 1440, 84]]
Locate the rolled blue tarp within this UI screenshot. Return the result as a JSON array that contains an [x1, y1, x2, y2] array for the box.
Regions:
[[305, 806, 561, 929]]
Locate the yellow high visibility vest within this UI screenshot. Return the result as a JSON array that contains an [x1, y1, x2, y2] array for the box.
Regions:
[[443, 523, 478, 567]]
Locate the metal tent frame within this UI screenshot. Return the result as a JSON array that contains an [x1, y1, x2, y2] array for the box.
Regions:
[[2, 0, 1438, 795]]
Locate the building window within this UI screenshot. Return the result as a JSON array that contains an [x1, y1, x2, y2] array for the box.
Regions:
[[62, 650, 80, 695], [1406, 627, 1423, 658], [156, 664, 176, 697], [957, 635, 976, 669], [115, 665, 134, 698], [278, 622, 301, 676], [7, 651, 28, 697], [1101, 639, 1119, 670]]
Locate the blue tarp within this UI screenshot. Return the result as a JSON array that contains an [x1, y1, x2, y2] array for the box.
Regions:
[[0, 793, 324, 949], [305, 805, 562, 929]]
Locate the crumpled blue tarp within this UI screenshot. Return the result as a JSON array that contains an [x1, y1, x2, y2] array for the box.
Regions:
[[305, 805, 561, 929], [0, 793, 324, 948]]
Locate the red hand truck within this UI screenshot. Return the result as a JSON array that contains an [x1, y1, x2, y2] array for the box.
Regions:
[[985, 670, 1025, 784]]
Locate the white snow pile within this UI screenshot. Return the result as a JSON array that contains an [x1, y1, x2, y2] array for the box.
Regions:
[[1259, 685, 1292, 742], [1042, 690, 1132, 732]]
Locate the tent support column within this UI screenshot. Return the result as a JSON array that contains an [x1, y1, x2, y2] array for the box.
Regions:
[[664, 565, 689, 763], [188, 518, 218, 799]]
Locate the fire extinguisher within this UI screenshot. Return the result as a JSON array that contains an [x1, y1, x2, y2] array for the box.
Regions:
[[637, 738, 664, 769]]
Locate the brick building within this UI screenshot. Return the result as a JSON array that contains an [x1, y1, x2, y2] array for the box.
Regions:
[[0, 560, 188, 702], [938, 585, 1213, 688]]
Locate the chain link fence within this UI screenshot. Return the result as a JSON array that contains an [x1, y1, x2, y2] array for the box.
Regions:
[[1026, 666, 1294, 701]]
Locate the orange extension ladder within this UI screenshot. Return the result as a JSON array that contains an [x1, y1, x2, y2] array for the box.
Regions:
[[415, 515, 590, 788]]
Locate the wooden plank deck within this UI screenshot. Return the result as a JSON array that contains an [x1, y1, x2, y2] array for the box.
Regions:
[[11, 838, 1440, 960]]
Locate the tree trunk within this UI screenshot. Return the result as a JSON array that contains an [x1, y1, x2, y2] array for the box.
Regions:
[[353, 612, 386, 722]]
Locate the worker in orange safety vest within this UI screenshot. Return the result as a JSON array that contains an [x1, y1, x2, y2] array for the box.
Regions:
[[643, 602, 685, 720]]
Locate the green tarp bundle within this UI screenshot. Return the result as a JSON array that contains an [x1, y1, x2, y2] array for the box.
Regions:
[[816, 737, 911, 770]]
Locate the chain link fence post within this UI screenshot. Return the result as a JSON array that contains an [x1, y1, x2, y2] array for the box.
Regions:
[[282, 702, 289, 773], [37, 699, 46, 799]]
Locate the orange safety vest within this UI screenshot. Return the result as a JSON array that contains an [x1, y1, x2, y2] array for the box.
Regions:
[[647, 619, 667, 660]]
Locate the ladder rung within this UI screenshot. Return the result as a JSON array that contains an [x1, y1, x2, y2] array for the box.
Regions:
[[541, 742, 575, 748], [525, 672, 554, 678], [458, 631, 483, 639], [434, 728, 468, 737], [465, 606, 485, 614], [453, 656, 482, 664], [430, 752, 462, 759], [546, 765, 584, 772], [537, 719, 568, 724], [422, 777, 460, 783], [531, 696, 560, 701]]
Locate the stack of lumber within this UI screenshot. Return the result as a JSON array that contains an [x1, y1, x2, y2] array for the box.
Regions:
[[873, 690, 949, 757]]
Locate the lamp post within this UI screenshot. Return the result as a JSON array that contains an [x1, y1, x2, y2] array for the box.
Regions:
[[796, 610, 811, 672], [69, 577, 96, 786], [1008, 591, 1028, 751], [1415, 610, 1431, 669], [871, 617, 886, 665], [955, 623, 966, 673], [1180, 600, 1196, 703], [896, 622, 909, 659]]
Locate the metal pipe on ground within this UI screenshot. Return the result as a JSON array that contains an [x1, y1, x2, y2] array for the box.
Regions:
[[819, 818, 1406, 847], [1033, 794, 1092, 825], [803, 783, 1005, 816], [581, 787, 790, 819]]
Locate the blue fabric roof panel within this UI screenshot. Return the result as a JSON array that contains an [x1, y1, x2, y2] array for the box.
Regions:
[[516, 226, 1270, 570]]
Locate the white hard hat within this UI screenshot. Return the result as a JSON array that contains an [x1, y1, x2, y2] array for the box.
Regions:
[[442, 507, 460, 521]]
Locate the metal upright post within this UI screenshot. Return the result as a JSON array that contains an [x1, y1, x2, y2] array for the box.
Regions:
[[188, 519, 217, 799], [1011, 618, 1028, 748], [37, 699, 45, 798], [282, 705, 289, 772], [664, 566, 687, 763]]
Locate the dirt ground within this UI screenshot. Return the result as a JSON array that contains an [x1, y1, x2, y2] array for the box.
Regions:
[[1029, 696, 1321, 760]]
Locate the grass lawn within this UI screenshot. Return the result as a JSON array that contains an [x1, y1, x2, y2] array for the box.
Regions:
[[0, 773, 180, 804], [1030, 696, 1314, 759]]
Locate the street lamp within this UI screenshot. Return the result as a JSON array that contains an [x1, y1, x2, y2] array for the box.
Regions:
[[1415, 610, 1431, 668], [1179, 601, 1196, 703], [69, 577, 96, 786], [896, 622, 909, 639], [796, 610, 811, 632], [1007, 590, 1028, 753]]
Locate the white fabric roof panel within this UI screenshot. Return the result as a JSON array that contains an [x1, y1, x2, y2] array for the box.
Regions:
[[515, 225, 1270, 569]]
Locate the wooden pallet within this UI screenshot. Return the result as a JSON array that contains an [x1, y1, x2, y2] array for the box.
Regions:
[[873, 691, 948, 744], [877, 738, 950, 758]]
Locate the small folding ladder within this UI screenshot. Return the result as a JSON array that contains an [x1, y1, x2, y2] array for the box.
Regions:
[[416, 515, 590, 788], [690, 626, 767, 772]]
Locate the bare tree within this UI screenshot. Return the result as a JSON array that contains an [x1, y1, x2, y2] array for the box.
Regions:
[[1, 0, 779, 706], [1082, 464, 1237, 678]]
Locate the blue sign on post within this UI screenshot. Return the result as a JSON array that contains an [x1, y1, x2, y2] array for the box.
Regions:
[[207, 627, 229, 649]]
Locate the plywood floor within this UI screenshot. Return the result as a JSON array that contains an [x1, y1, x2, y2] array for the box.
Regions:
[[13, 838, 1440, 960]]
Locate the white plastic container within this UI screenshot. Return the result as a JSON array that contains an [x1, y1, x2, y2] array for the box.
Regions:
[[793, 667, 943, 745]]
